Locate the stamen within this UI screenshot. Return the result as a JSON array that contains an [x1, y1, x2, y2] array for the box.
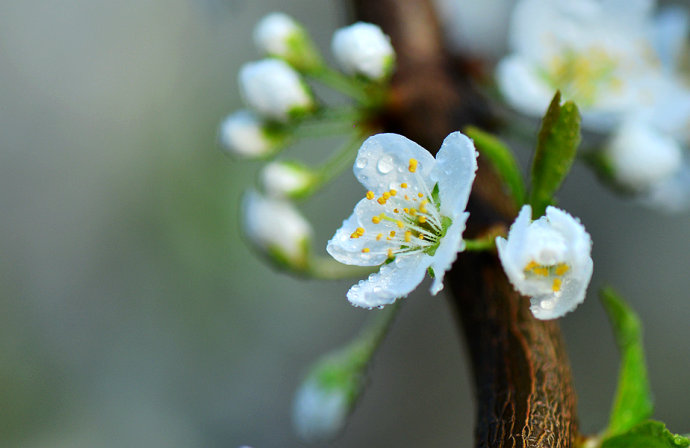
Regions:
[[533, 267, 549, 277], [555, 264, 570, 276], [393, 208, 399, 213], [377, 197, 387, 205], [524, 261, 539, 272], [400, 183, 408, 189], [376, 233, 383, 241], [356, 227, 365, 236], [389, 231, 396, 237], [366, 191, 375, 200], [362, 248, 370, 253], [404, 195, 410, 200], [396, 220, 404, 228], [404, 231, 412, 242], [417, 192, 424, 198], [552, 278, 562, 292], [382, 192, 391, 200], [418, 216, 427, 224], [408, 158, 418, 173], [387, 248, 394, 259], [389, 189, 397, 196], [372, 215, 381, 224]]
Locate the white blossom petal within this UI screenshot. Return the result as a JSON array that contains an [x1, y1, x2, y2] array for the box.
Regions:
[[429, 213, 468, 295], [432, 131, 479, 218], [331, 23, 395, 80], [347, 254, 431, 308]]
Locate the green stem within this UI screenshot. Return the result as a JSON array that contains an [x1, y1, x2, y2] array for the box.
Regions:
[[464, 236, 497, 252], [316, 134, 366, 185], [350, 300, 402, 366], [306, 256, 377, 280], [309, 67, 369, 104]]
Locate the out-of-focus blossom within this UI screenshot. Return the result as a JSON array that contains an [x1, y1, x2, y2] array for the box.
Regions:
[[218, 110, 284, 158], [259, 160, 316, 198], [331, 23, 395, 81], [253, 12, 321, 72]]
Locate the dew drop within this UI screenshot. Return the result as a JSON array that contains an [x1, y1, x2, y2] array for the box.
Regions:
[[540, 299, 555, 310], [377, 155, 394, 174], [356, 157, 368, 169]]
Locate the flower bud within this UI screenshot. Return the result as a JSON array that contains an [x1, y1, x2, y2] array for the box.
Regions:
[[260, 160, 317, 198], [242, 191, 313, 270], [605, 119, 683, 192], [253, 12, 321, 72], [238, 59, 315, 122], [331, 22, 395, 81], [218, 110, 285, 158]]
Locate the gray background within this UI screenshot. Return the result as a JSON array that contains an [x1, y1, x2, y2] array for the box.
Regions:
[[0, 0, 688, 446]]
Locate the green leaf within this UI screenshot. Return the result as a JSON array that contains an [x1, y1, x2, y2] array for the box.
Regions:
[[464, 126, 526, 207], [601, 287, 653, 436], [529, 91, 581, 217], [602, 421, 690, 448]]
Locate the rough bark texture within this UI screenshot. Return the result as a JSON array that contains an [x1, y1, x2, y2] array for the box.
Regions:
[[346, 1, 579, 446]]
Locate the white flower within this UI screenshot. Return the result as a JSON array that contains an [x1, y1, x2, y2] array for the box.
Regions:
[[242, 190, 313, 269], [331, 23, 395, 81], [496, 0, 690, 132], [496, 205, 593, 320], [238, 59, 314, 122], [218, 110, 283, 158], [253, 12, 320, 71], [327, 132, 478, 308], [604, 118, 683, 191], [642, 163, 690, 212], [260, 160, 316, 198], [292, 376, 349, 442]]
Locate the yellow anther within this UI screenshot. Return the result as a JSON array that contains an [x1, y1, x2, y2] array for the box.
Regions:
[[403, 208, 410, 213], [389, 231, 396, 237], [418, 216, 427, 224], [372, 215, 382, 224], [377, 197, 387, 205], [396, 220, 404, 229], [387, 248, 394, 259], [366, 191, 375, 200], [404, 195, 410, 200], [401, 183, 408, 189], [408, 158, 418, 173], [393, 208, 399, 213], [410, 208, 417, 216], [555, 264, 570, 276], [552, 277, 562, 292], [404, 231, 412, 242], [350, 232, 359, 239], [376, 233, 383, 241], [362, 247, 370, 253], [419, 200, 428, 213], [389, 189, 397, 196], [419, 234, 425, 240], [533, 267, 549, 277], [418, 192, 424, 198], [524, 261, 539, 272], [382, 192, 391, 200], [356, 227, 365, 236]]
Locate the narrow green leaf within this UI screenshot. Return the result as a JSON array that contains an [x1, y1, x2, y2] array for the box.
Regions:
[[602, 421, 690, 448], [465, 126, 526, 207], [529, 91, 581, 216], [601, 287, 653, 436]]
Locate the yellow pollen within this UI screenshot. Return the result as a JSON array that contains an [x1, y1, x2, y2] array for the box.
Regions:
[[362, 248, 370, 253], [394, 208, 399, 213], [401, 183, 408, 189], [389, 231, 396, 237], [403, 208, 410, 213], [552, 278, 562, 292], [376, 233, 383, 241], [419, 200, 428, 213], [410, 208, 417, 216], [389, 189, 397, 196], [404, 195, 410, 200], [408, 158, 418, 173], [533, 267, 549, 277], [418, 216, 427, 224], [418, 192, 424, 198], [382, 192, 391, 200], [524, 261, 539, 272], [377, 197, 387, 205], [366, 191, 375, 200], [555, 264, 570, 276], [396, 220, 404, 228], [372, 215, 381, 224], [387, 248, 394, 259], [419, 234, 425, 240], [356, 227, 365, 236], [350, 232, 359, 239], [404, 231, 412, 242]]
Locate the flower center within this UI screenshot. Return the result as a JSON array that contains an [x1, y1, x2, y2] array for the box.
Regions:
[[523, 260, 571, 293], [350, 158, 451, 260]]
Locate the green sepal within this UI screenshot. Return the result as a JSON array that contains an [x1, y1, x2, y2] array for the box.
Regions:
[[602, 421, 690, 448], [601, 287, 653, 436], [529, 91, 581, 217], [465, 126, 526, 208]]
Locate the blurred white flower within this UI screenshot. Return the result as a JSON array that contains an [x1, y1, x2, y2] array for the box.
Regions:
[[642, 163, 690, 212], [496, 0, 690, 132], [331, 22, 395, 81], [292, 375, 350, 442], [327, 132, 478, 308], [218, 110, 282, 158], [253, 12, 321, 72], [496, 205, 593, 320], [604, 118, 683, 191], [260, 160, 316, 198], [242, 190, 312, 269], [238, 59, 314, 122]]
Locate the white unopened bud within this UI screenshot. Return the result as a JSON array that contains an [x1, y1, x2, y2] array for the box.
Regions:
[[218, 110, 284, 158], [239, 59, 315, 122], [260, 161, 317, 198], [605, 119, 683, 191], [331, 22, 395, 81], [253, 12, 321, 72], [293, 376, 350, 442], [242, 191, 313, 269]]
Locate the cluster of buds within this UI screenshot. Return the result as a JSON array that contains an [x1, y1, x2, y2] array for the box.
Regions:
[[220, 12, 396, 272]]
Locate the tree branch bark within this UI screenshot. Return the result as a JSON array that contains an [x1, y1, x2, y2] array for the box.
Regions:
[[346, 1, 579, 446]]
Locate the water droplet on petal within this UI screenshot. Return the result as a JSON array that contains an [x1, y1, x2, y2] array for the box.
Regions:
[[356, 157, 368, 169], [540, 299, 555, 310], [377, 155, 394, 174]]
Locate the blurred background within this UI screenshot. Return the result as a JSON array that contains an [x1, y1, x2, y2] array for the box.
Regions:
[[0, 0, 688, 447]]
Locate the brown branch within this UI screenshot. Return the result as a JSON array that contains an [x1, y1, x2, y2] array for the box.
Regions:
[[346, 1, 579, 446]]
